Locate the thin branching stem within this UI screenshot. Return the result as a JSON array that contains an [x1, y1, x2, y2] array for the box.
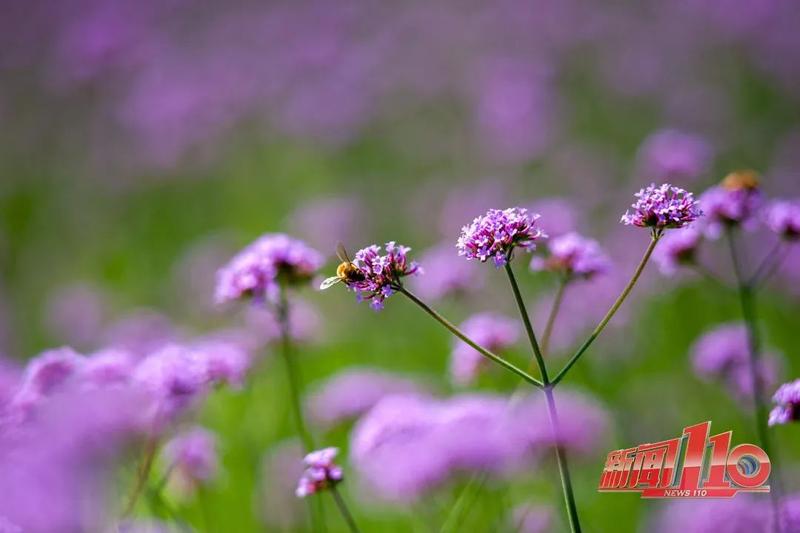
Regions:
[[552, 233, 660, 385], [504, 261, 549, 384], [122, 435, 159, 517]]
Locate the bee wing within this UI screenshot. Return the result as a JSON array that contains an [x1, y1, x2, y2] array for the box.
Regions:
[[336, 241, 352, 264], [319, 276, 342, 290]]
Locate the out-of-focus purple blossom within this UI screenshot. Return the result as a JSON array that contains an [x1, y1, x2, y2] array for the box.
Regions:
[[44, 282, 108, 350], [653, 228, 703, 275], [691, 323, 781, 401], [781, 493, 800, 531], [510, 389, 610, 457], [296, 447, 343, 498], [80, 348, 135, 388], [650, 496, 769, 533], [162, 426, 219, 491], [132, 344, 210, 426], [768, 379, 800, 426], [450, 313, 519, 386], [286, 196, 365, 254], [215, 234, 324, 304], [621, 183, 702, 231], [698, 171, 763, 237], [171, 234, 238, 318], [306, 368, 425, 428], [244, 297, 322, 345], [457, 208, 546, 267], [636, 129, 714, 182], [525, 198, 581, 238], [11, 347, 85, 411], [764, 199, 800, 240], [510, 503, 553, 533], [191, 338, 251, 389], [530, 232, 610, 281], [346, 242, 421, 310], [350, 393, 521, 503], [102, 310, 178, 356], [410, 243, 484, 301], [259, 440, 305, 530]]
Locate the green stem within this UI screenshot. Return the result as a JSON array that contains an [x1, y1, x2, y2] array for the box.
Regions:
[[725, 229, 783, 533], [541, 278, 568, 359], [122, 435, 159, 517], [552, 234, 660, 385], [504, 261, 549, 384], [398, 287, 543, 388], [329, 485, 361, 533], [544, 386, 582, 533]]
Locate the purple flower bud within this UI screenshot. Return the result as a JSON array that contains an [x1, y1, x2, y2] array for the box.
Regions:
[[450, 313, 519, 386], [346, 242, 421, 310], [162, 426, 219, 487], [457, 207, 546, 267], [698, 171, 763, 237], [652, 228, 703, 275], [295, 447, 343, 498], [620, 183, 702, 230], [769, 379, 800, 426], [215, 234, 324, 304], [530, 232, 610, 280], [764, 199, 800, 241]]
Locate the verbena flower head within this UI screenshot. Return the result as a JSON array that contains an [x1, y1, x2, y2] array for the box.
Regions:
[[769, 379, 800, 426], [698, 171, 763, 237], [306, 368, 425, 428], [457, 207, 546, 267], [192, 337, 251, 389], [620, 183, 702, 232], [295, 447, 344, 498], [162, 426, 219, 487], [215, 234, 324, 304], [12, 347, 85, 411], [653, 228, 703, 275], [691, 323, 780, 401], [347, 242, 421, 310], [530, 232, 610, 280], [765, 199, 800, 241], [80, 348, 135, 388], [450, 313, 519, 385]]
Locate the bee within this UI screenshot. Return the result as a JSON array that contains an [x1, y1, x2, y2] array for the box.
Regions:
[[320, 242, 365, 290]]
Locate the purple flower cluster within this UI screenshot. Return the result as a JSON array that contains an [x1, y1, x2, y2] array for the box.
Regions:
[[652, 228, 703, 275], [295, 447, 344, 498], [620, 183, 702, 231], [456, 208, 546, 267], [698, 172, 763, 237], [347, 242, 421, 310], [768, 379, 800, 426], [450, 313, 520, 385], [215, 234, 324, 304], [162, 426, 219, 492], [530, 232, 610, 280], [765, 199, 800, 240], [306, 368, 426, 428], [691, 323, 780, 401]]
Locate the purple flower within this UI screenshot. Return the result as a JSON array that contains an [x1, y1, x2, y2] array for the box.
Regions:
[[306, 368, 425, 428], [296, 447, 344, 498], [192, 337, 251, 389], [450, 313, 519, 386], [764, 199, 800, 240], [620, 183, 702, 231], [769, 379, 800, 426], [653, 228, 703, 275], [80, 348, 135, 388], [636, 129, 714, 182], [162, 426, 219, 489], [345, 242, 421, 310], [11, 347, 85, 411], [530, 232, 610, 280], [457, 207, 546, 267], [691, 323, 780, 401], [698, 171, 763, 237], [132, 343, 210, 426], [410, 243, 484, 301], [215, 234, 324, 304]]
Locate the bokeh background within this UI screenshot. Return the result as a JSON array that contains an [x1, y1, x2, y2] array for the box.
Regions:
[[1, 0, 799, 531]]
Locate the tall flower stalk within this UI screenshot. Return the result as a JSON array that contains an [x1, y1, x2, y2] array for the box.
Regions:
[[325, 188, 700, 532]]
